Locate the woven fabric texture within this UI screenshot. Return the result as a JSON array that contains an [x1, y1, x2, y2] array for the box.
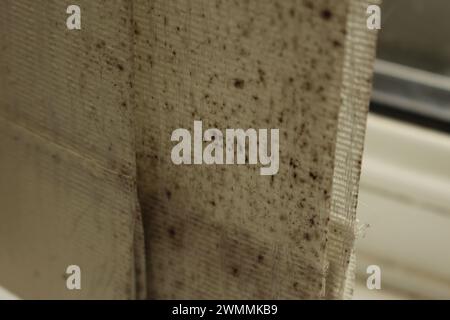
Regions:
[[0, 0, 377, 299]]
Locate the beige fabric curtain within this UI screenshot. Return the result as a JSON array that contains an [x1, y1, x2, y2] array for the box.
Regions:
[[0, 0, 378, 299]]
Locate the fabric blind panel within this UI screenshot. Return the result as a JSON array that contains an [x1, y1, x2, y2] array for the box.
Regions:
[[0, 0, 145, 299], [0, 0, 378, 299], [133, 0, 378, 299]]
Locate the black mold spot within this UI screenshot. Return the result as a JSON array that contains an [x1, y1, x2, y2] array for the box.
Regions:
[[133, 22, 140, 35], [257, 68, 266, 84], [96, 40, 106, 49], [233, 78, 245, 89], [309, 171, 318, 180], [289, 158, 298, 169], [320, 9, 332, 20], [289, 8, 295, 17], [332, 40, 342, 47]]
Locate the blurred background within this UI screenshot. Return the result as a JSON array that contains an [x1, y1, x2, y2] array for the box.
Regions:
[[354, 0, 450, 299]]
